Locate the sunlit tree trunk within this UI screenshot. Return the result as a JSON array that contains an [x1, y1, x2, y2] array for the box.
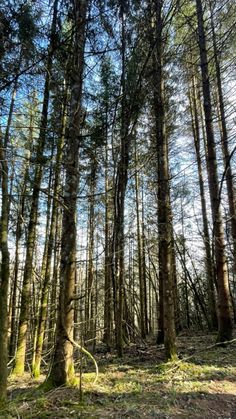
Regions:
[[152, 0, 177, 359], [134, 139, 148, 338], [32, 90, 67, 377], [103, 118, 112, 349], [113, 1, 129, 357], [188, 72, 218, 330], [47, 207, 62, 350], [13, 0, 59, 375], [195, 0, 233, 342], [46, 0, 87, 387], [0, 129, 10, 403], [208, 0, 236, 275], [85, 156, 97, 344]]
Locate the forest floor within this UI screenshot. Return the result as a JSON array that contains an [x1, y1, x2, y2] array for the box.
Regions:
[[1, 332, 236, 418]]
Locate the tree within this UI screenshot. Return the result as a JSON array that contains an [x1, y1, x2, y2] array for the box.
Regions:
[[13, 0, 59, 375], [150, 0, 177, 360], [32, 82, 68, 378], [188, 69, 218, 330], [195, 0, 233, 342], [208, 0, 236, 276], [46, 0, 88, 387], [0, 129, 10, 403]]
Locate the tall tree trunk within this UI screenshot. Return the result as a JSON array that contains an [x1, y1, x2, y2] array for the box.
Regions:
[[9, 165, 29, 358], [134, 140, 148, 338], [9, 91, 37, 358], [188, 72, 218, 330], [47, 207, 62, 351], [32, 150, 54, 372], [153, 0, 177, 359], [195, 0, 233, 342], [141, 181, 149, 335], [180, 199, 190, 329], [0, 70, 19, 399], [103, 117, 112, 349], [113, 1, 129, 357], [32, 92, 67, 378], [85, 157, 97, 344], [13, 0, 59, 375], [46, 0, 87, 387], [208, 0, 236, 275], [0, 130, 10, 403]]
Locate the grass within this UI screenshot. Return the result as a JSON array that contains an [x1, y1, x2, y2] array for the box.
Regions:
[[1, 332, 236, 418]]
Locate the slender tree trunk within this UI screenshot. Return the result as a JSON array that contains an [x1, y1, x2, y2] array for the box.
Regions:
[[3, 76, 18, 344], [103, 117, 112, 348], [46, 0, 87, 387], [13, 0, 59, 375], [153, 0, 177, 359], [134, 141, 147, 338], [141, 182, 148, 335], [170, 222, 181, 333], [0, 130, 10, 403], [209, 0, 236, 275], [9, 172, 27, 358], [180, 200, 190, 329], [9, 91, 37, 358], [32, 151, 54, 372], [113, 2, 129, 357], [85, 158, 97, 344], [188, 72, 218, 330], [32, 93, 67, 377], [195, 0, 233, 342], [47, 207, 62, 351]]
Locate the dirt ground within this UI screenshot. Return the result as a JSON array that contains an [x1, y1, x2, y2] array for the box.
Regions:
[[2, 332, 236, 418]]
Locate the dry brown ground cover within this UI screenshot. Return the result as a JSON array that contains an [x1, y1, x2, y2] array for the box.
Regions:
[[1, 332, 236, 418]]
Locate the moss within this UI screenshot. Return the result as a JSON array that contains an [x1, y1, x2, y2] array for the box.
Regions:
[[39, 378, 56, 393], [32, 365, 40, 379], [0, 396, 7, 410], [35, 396, 48, 409], [67, 376, 79, 387], [3, 335, 236, 418], [12, 363, 24, 377]]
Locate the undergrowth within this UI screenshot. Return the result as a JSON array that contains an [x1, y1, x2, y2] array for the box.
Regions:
[[1, 333, 236, 418]]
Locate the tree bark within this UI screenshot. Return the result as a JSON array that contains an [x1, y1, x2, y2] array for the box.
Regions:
[[135, 140, 148, 338], [188, 71, 218, 330], [85, 156, 97, 344], [113, 2, 130, 357], [152, 0, 177, 359], [0, 130, 10, 404], [46, 0, 87, 387], [195, 0, 233, 342], [103, 115, 112, 349], [13, 0, 59, 375], [209, 0, 236, 275], [32, 89, 67, 378]]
